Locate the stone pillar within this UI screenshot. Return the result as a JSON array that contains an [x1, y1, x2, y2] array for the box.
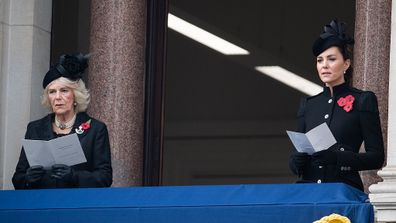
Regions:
[[353, 0, 392, 192], [88, 0, 146, 187], [369, 1, 396, 221], [0, 0, 51, 189]]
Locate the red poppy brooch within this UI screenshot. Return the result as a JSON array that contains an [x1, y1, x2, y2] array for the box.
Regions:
[[75, 119, 91, 134], [337, 95, 355, 112]]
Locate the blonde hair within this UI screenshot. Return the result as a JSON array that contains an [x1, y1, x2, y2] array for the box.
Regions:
[[41, 77, 90, 112]]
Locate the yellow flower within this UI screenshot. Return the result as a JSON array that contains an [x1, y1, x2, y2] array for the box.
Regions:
[[313, 213, 351, 223]]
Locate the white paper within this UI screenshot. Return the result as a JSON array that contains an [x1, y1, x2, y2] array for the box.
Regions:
[[286, 131, 316, 154], [22, 134, 87, 168], [286, 123, 337, 155]]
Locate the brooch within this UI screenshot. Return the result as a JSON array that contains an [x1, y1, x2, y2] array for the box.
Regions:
[[75, 119, 91, 134], [337, 95, 355, 112]]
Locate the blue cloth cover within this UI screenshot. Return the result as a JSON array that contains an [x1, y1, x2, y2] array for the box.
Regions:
[[0, 183, 373, 223]]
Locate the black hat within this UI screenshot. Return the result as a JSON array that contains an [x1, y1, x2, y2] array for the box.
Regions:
[[42, 53, 89, 88], [312, 19, 354, 57]]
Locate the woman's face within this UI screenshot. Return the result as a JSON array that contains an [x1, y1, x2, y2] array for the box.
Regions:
[[47, 80, 75, 116], [316, 46, 351, 87]]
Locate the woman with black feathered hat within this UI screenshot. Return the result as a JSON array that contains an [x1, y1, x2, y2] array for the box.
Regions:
[[288, 19, 384, 191], [12, 53, 112, 189]]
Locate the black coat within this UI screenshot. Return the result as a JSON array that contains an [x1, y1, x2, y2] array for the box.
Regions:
[[289, 83, 384, 191], [12, 112, 112, 189]]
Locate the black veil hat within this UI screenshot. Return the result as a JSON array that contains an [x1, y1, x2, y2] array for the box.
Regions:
[[42, 53, 89, 89], [312, 19, 354, 57]]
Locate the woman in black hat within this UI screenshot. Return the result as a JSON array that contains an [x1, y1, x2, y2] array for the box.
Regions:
[[288, 20, 384, 191], [12, 53, 112, 189]]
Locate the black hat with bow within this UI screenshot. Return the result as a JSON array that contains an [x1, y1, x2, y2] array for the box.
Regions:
[[42, 53, 89, 89], [312, 19, 354, 57]]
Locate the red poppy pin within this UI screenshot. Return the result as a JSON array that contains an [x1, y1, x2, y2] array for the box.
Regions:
[[337, 95, 355, 112], [75, 119, 92, 134]]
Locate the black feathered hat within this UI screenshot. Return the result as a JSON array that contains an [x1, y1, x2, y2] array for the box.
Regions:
[[42, 53, 89, 88], [312, 19, 354, 57]]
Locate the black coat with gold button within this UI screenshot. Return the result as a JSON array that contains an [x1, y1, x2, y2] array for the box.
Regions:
[[289, 83, 384, 191], [12, 112, 112, 189]]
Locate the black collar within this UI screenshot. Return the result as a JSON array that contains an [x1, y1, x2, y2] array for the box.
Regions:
[[323, 82, 350, 97]]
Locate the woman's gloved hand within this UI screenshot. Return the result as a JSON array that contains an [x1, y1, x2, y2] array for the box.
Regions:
[[25, 165, 45, 185], [51, 164, 73, 182], [292, 152, 311, 175]]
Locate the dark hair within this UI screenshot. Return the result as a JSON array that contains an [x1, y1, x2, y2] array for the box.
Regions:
[[340, 44, 353, 84]]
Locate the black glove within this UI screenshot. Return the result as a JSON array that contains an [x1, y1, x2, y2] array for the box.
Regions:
[[292, 152, 311, 175], [51, 164, 73, 182], [25, 165, 45, 185], [312, 149, 338, 166]]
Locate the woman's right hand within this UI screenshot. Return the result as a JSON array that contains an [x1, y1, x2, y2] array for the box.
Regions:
[[292, 152, 311, 175], [25, 165, 45, 184]]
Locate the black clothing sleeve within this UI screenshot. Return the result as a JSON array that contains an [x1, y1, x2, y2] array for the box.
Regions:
[[12, 123, 51, 189], [336, 92, 385, 171], [289, 98, 308, 175], [73, 124, 113, 187]]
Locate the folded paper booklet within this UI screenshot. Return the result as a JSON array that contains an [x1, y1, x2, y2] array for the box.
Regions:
[[21, 133, 87, 168], [286, 122, 337, 155]]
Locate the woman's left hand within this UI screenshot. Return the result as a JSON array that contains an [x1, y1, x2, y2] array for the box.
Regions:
[[51, 164, 73, 182]]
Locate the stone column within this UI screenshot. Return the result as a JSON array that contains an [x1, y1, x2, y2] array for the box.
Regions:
[[88, 0, 146, 187], [369, 1, 396, 221], [353, 0, 392, 192], [0, 0, 51, 189]]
